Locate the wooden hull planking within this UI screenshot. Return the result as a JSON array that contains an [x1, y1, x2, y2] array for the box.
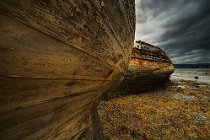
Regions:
[[0, 0, 135, 139]]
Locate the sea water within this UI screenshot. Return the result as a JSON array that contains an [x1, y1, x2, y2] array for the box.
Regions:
[[170, 68, 210, 84]]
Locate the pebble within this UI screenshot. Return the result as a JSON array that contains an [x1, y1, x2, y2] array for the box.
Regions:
[[193, 114, 210, 122], [172, 93, 196, 102], [177, 85, 185, 89]]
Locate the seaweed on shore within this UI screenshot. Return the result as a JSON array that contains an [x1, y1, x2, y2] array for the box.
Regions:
[[98, 80, 210, 140]]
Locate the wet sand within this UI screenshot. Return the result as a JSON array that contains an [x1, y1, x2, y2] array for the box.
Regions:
[[171, 68, 210, 84], [98, 69, 210, 140]]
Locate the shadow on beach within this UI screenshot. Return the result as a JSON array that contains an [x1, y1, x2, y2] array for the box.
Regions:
[[98, 73, 210, 139]]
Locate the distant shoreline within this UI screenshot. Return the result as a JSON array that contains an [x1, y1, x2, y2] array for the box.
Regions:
[[171, 68, 210, 84], [173, 64, 210, 68]]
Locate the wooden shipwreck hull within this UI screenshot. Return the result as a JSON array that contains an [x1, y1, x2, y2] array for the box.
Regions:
[[0, 0, 135, 139], [119, 41, 174, 92]]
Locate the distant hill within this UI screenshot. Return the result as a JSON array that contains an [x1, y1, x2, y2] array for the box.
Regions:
[[173, 63, 210, 68]]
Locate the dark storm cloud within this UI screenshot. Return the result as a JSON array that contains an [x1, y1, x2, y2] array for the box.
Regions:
[[135, 0, 210, 64]]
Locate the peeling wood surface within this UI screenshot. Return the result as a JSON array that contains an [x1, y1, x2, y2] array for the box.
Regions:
[[118, 47, 174, 92], [0, 0, 135, 71], [0, 0, 135, 139], [128, 59, 174, 76], [127, 45, 174, 77]]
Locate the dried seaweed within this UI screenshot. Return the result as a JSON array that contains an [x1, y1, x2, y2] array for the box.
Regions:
[[98, 80, 210, 140]]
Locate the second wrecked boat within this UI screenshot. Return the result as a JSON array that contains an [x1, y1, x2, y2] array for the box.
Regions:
[[119, 40, 174, 91]]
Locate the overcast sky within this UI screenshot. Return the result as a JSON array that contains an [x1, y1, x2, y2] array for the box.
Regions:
[[135, 0, 210, 64]]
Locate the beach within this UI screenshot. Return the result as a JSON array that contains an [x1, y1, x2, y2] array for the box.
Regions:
[[171, 68, 210, 84], [98, 68, 210, 139]]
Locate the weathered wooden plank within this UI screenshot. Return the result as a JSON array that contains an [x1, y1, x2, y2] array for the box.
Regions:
[[0, 0, 135, 139], [0, 77, 107, 112], [0, 14, 115, 80], [0, 0, 135, 71], [0, 89, 97, 139]]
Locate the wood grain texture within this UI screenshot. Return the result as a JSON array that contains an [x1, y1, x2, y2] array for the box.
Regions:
[[128, 59, 174, 76], [118, 47, 174, 92], [0, 0, 135, 139], [0, 0, 135, 71]]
